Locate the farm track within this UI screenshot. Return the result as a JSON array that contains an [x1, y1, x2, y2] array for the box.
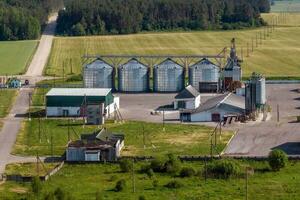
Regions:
[[0, 15, 57, 174]]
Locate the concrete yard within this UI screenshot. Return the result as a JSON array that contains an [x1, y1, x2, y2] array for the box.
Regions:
[[224, 84, 300, 157], [117, 84, 300, 157]]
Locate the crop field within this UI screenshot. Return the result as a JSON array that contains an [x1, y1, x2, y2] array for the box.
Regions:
[[271, 0, 300, 12], [12, 120, 232, 157], [46, 14, 300, 79], [1, 160, 300, 199], [0, 89, 17, 118], [0, 40, 38, 75]]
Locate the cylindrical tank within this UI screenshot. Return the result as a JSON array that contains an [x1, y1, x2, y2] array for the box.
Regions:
[[153, 58, 184, 92], [255, 77, 266, 105], [189, 58, 220, 91], [118, 58, 149, 92], [83, 59, 115, 90]]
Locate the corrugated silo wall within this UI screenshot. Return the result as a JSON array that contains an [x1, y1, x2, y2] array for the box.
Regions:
[[153, 66, 184, 92], [256, 78, 266, 105], [118, 66, 149, 92], [83, 66, 115, 91]]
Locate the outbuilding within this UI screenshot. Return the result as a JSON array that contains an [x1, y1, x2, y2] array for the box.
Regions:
[[66, 129, 124, 162], [180, 93, 245, 122], [174, 85, 200, 110], [46, 88, 119, 117]]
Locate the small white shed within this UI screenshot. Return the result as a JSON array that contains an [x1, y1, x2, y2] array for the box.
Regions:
[[174, 85, 200, 110]]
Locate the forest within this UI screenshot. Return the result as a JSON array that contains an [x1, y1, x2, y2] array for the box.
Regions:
[[57, 0, 270, 36], [0, 0, 62, 40]]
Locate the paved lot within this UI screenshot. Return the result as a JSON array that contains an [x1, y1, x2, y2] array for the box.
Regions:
[[224, 84, 300, 157], [117, 93, 218, 123]]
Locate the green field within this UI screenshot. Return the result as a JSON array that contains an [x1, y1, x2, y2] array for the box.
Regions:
[[46, 13, 300, 79], [5, 162, 60, 177], [1, 160, 300, 199], [13, 119, 232, 157], [271, 0, 300, 12], [0, 89, 17, 118], [0, 41, 38, 75]]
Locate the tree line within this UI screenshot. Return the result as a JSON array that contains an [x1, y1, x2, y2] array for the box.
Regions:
[[56, 0, 270, 36], [0, 0, 63, 41]]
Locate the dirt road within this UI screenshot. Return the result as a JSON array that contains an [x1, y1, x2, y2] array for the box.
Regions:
[[0, 15, 57, 174]]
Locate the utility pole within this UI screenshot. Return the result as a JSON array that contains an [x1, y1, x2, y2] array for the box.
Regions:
[[162, 109, 165, 132], [51, 132, 54, 162], [28, 92, 32, 121], [36, 152, 39, 176], [38, 115, 41, 143], [142, 123, 146, 149], [63, 61, 65, 83], [68, 118, 70, 142], [251, 38, 254, 52], [277, 104, 280, 123], [246, 43, 249, 57], [241, 47, 244, 61], [132, 159, 136, 193]]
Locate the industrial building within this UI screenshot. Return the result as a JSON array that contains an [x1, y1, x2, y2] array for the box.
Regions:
[[223, 39, 242, 89], [180, 93, 245, 122], [245, 73, 266, 115], [174, 85, 200, 110], [83, 59, 115, 90], [153, 58, 185, 92], [45, 88, 119, 117], [118, 58, 149, 92], [189, 58, 220, 93], [66, 129, 124, 162]]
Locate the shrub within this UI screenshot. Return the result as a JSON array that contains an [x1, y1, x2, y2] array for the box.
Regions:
[[152, 179, 159, 188], [268, 149, 288, 171], [180, 167, 196, 178], [165, 180, 183, 189], [115, 179, 126, 192], [139, 195, 146, 200], [206, 159, 241, 179], [165, 154, 181, 175], [31, 176, 42, 195], [150, 157, 166, 172], [146, 168, 154, 178], [119, 159, 132, 173]]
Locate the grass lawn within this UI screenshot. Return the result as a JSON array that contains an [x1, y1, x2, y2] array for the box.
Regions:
[[46, 13, 300, 79], [0, 89, 18, 118], [0, 40, 38, 75], [271, 0, 300, 12], [12, 119, 232, 157], [1, 160, 300, 199], [5, 162, 60, 177]]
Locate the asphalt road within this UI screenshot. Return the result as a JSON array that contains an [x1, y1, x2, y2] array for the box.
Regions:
[[224, 84, 300, 157], [0, 15, 57, 174]]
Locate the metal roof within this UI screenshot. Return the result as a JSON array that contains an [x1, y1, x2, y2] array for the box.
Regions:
[[175, 85, 200, 99], [190, 58, 219, 69], [154, 58, 183, 69], [46, 88, 112, 97], [182, 93, 244, 114], [85, 59, 113, 69]]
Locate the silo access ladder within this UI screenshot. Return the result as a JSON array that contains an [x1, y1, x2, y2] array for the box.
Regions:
[[114, 103, 124, 123]]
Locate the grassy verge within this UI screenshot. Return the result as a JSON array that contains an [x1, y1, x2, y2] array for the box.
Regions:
[[1, 160, 300, 199], [0, 89, 18, 118], [12, 119, 232, 157], [0, 41, 38, 75], [5, 162, 60, 177]]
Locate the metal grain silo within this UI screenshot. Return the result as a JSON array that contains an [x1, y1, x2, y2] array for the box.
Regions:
[[153, 58, 184, 92], [118, 58, 149, 92], [254, 74, 266, 105], [189, 58, 220, 93], [83, 59, 115, 90]]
